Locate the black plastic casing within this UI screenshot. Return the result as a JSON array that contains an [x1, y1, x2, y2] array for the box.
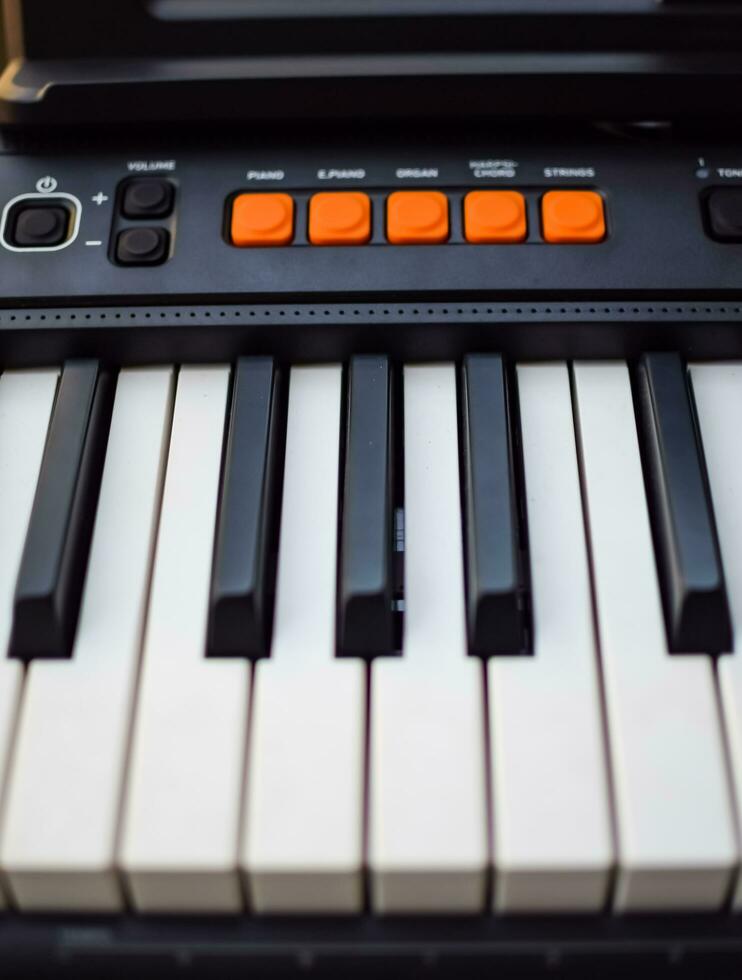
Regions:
[[6, 0, 742, 125]]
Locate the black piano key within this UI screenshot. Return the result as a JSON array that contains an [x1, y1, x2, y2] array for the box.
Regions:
[[338, 355, 394, 656], [461, 354, 524, 656], [208, 357, 282, 659], [636, 352, 732, 653], [10, 361, 115, 661]]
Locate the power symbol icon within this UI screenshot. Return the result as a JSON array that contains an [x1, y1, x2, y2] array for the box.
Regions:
[[36, 175, 58, 193]]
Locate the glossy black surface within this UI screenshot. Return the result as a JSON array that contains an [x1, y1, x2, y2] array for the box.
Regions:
[[208, 357, 282, 659], [461, 354, 524, 656], [338, 355, 394, 656], [635, 352, 732, 654], [10, 361, 114, 661]]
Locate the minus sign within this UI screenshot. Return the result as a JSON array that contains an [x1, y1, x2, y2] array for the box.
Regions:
[[85, 240, 103, 246]]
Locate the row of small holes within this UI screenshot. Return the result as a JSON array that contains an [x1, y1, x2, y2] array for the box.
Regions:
[[2, 305, 742, 322]]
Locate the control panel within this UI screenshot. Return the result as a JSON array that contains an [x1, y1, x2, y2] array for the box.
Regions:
[[0, 138, 738, 304]]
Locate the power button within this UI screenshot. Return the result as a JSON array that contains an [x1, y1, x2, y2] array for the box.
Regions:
[[11, 205, 70, 247], [1, 194, 80, 251]]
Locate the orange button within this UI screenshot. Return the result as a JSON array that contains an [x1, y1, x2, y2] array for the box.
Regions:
[[309, 192, 371, 245], [464, 190, 527, 243], [231, 193, 294, 246], [386, 190, 449, 244], [541, 190, 605, 243]]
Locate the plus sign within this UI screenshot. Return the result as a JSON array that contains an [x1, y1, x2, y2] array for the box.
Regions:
[[91, 192, 109, 205]]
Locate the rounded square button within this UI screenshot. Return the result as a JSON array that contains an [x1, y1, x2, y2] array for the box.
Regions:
[[464, 190, 527, 243], [115, 227, 169, 266], [122, 179, 175, 219], [706, 188, 742, 242], [10, 204, 70, 248], [231, 193, 294, 247], [308, 192, 371, 245], [541, 190, 606, 243], [386, 190, 449, 244]]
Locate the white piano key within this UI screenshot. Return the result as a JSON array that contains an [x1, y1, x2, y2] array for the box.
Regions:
[[120, 366, 249, 913], [243, 365, 365, 913], [572, 361, 736, 911], [688, 362, 742, 909], [369, 363, 488, 914], [0, 370, 59, 908], [490, 363, 612, 913], [0, 369, 173, 911]]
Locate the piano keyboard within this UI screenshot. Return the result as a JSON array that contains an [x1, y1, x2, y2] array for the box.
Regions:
[[0, 354, 741, 917]]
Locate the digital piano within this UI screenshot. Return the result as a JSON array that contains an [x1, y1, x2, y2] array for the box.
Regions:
[[0, 2, 742, 977]]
